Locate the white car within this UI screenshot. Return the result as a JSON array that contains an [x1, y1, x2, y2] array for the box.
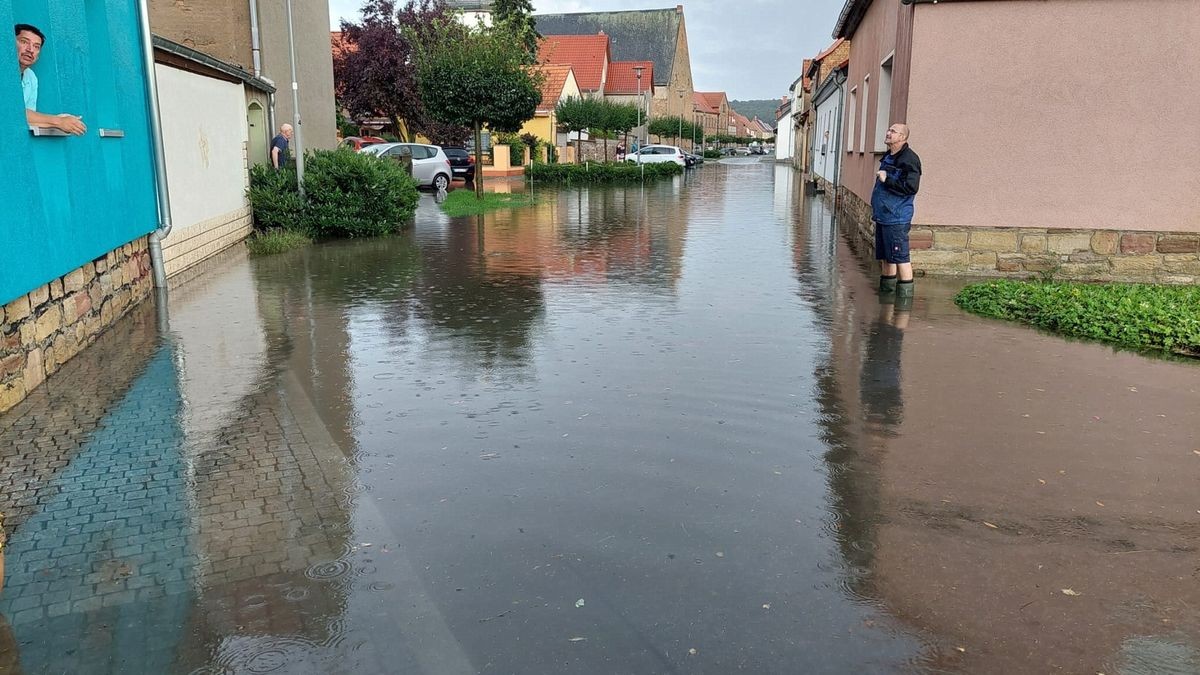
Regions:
[[625, 144, 687, 167], [360, 142, 454, 190]]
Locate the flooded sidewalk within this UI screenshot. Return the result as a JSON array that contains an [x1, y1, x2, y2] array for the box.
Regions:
[[0, 162, 1197, 673]]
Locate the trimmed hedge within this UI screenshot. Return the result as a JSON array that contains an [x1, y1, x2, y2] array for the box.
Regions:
[[955, 280, 1200, 357], [702, 149, 722, 159], [526, 161, 682, 184], [248, 149, 419, 239]]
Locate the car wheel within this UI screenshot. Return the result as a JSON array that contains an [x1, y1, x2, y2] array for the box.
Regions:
[[433, 174, 450, 191]]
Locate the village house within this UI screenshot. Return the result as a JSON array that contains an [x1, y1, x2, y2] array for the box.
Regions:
[[693, 91, 729, 144], [535, 6, 695, 121], [831, 0, 1199, 282], [518, 64, 581, 151]]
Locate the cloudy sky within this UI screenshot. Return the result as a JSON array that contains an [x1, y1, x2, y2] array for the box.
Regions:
[[328, 0, 849, 100]]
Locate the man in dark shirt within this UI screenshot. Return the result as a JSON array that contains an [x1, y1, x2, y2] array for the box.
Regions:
[[870, 123, 922, 303], [270, 123, 293, 169]]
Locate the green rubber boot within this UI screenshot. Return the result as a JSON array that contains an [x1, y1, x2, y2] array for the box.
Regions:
[[896, 280, 915, 298], [879, 275, 898, 293]]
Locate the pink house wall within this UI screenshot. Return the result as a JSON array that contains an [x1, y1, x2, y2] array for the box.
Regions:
[[839, 0, 905, 212], [906, 0, 1200, 232]]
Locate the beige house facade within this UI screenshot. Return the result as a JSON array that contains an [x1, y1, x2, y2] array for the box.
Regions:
[[149, 0, 338, 152], [832, 0, 1200, 282]]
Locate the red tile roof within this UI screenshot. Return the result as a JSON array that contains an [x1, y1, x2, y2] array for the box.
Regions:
[[693, 91, 726, 115], [605, 61, 653, 95], [538, 34, 610, 92], [534, 64, 574, 112]]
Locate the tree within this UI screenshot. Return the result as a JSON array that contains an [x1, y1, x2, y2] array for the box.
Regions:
[[597, 100, 638, 161], [334, 0, 466, 142], [492, 0, 540, 63], [416, 20, 542, 196]]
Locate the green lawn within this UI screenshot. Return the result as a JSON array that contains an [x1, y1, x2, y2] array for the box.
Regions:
[[439, 190, 539, 217], [955, 280, 1200, 357]]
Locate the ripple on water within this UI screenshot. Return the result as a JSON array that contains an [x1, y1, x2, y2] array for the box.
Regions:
[[1117, 636, 1200, 675], [304, 558, 354, 581], [213, 635, 319, 674]]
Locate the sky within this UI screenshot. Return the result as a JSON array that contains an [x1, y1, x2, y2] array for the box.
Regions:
[[328, 0, 849, 101]]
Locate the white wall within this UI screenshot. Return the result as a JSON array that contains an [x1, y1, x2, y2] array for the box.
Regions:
[[156, 64, 253, 277], [812, 92, 841, 183]]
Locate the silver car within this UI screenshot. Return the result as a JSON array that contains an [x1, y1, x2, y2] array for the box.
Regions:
[[360, 142, 454, 190]]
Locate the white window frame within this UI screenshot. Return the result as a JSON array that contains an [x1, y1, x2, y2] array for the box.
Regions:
[[875, 52, 894, 153], [860, 75, 870, 154], [847, 86, 858, 153]]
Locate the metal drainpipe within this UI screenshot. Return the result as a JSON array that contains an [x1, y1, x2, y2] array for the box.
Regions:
[[248, 0, 263, 77], [136, 0, 173, 293], [831, 70, 847, 210]]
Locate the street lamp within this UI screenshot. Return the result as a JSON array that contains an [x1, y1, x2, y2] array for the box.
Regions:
[[633, 65, 645, 179], [677, 91, 684, 147]]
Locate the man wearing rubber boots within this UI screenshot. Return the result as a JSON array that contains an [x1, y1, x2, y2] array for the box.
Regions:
[[872, 123, 921, 308]]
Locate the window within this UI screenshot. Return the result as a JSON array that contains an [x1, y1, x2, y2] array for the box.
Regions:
[[860, 75, 870, 154], [875, 54, 894, 152], [847, 86, 857, 152]]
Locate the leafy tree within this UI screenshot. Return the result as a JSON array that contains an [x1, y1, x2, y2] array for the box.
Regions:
[[416, 20, 542, 196], [492, 0, 540, 63], [335, 0, 464, 142]]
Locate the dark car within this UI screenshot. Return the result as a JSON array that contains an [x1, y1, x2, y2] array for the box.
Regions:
[[440, 146, 476, 183]]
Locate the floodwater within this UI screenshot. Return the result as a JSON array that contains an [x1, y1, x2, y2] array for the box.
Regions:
[[1, 160, 1198, 674]]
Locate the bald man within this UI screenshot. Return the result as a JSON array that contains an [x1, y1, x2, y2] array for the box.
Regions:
[[872, 122, 922, 302], [271, 123, 293, 169]]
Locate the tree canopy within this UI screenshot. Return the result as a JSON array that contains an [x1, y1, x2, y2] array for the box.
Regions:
[[416, 19, 542, 195], [334, 0, 468, 143], [492, 0, 540, 63]]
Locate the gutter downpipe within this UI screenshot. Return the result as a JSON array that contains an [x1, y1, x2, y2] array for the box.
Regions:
[[249, 0, 276, 139], [136, 0, 173, 308]]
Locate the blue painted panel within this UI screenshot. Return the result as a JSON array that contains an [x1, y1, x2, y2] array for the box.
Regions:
[[1, 0, 159, 305]]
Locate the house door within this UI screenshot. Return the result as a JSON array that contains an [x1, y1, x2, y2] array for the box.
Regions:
[[247, 102, 268, 166]]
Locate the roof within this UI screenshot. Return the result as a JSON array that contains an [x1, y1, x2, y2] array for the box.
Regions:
[[833, 0, 870, 39], [446, 0, 494, 10], [693, 91, 726, 114], [814, 37, 846, 62], [538, 34, 609, 92], [535, 64, 574, 112], [153, 35, 275, 93], [605, 60, 654, 95], [534, 7, 683, 87]]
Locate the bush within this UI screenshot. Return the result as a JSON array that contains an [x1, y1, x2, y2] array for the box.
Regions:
[[526, 161, 682, 183], [248, 149, 419, 239], [954, 280, 1200, 357], [702, 149, 722, 159]]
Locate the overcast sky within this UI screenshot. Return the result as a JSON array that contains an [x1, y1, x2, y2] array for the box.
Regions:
[[328, 0, 849, 100]]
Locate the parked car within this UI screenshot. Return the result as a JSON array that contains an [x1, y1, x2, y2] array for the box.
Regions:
[[684, 152, 704, 166], [734, 147, 751, 156], [440, 146, 476, 183], [625, 144, 687, 167], [340, 135, 387, 152], [361, 142, 454, 190]]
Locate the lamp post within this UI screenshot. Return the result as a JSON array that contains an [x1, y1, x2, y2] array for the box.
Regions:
[[285, 0, 304, 197], [633, 65, 645, 179], [677, 91, 684, 147]]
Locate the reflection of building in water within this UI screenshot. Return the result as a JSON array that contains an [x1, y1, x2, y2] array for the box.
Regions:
[[791, 191, 1200, 671]]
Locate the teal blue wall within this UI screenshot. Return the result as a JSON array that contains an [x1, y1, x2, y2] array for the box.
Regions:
[[1, 0, 159, 306]]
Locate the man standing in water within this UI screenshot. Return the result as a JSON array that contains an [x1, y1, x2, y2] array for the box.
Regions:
[[872, 123, 922, 302]]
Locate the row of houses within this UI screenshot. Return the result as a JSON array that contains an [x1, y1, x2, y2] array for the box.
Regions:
[[2, 0, 340, 414], [775, 0, 1198, 283]]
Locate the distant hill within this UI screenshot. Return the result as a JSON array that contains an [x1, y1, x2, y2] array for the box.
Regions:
[[729, 99, 782, 127]]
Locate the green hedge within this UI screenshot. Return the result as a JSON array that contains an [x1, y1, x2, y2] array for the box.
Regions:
[[525, 161, 682, 183], [955, 280, 1200, 357], [249, 149, 419, 238], [702, 149, 722, 159]]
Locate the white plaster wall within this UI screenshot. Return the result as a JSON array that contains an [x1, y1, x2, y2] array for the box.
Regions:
[[813, 94, 841, 183], [156, 64, 249, 231]]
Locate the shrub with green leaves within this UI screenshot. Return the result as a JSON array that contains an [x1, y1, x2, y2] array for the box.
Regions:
[[955, 280, 1200, 357], [526, 161, 682, 183], [702, 149, 722, 159], [248, 149, 419, 239]]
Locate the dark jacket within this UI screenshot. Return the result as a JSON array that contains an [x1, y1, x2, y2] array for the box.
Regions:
[[870, 144, 921, 225]]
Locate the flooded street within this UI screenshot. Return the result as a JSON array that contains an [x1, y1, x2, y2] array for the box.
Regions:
[[1, 160, 1198, 674]]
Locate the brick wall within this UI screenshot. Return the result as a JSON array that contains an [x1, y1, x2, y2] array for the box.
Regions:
[[820, 175, 1199, 284], [1, 238, 153, 413]]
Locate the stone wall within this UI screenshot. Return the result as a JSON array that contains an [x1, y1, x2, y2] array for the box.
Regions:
[[1, 238, 153, 413], [824, 179, 1199, 284]]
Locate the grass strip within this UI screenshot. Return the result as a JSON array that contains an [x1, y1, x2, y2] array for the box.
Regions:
[[954, 280, 1200, 357], [246, 229, 312, 256], [439, 190, 539, 217]]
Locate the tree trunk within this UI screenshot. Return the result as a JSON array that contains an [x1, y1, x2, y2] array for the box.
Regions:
[[473, 121, 484, 198]]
